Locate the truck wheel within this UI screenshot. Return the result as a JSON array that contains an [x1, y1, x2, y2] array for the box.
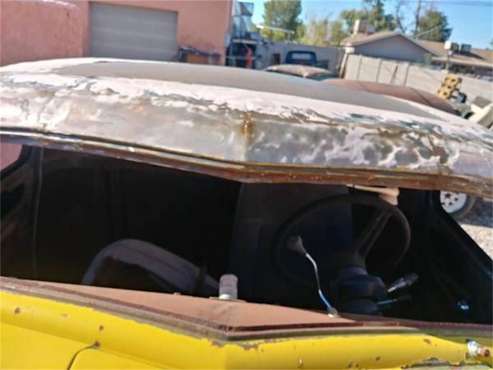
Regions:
[[440, 191, 476, 220]]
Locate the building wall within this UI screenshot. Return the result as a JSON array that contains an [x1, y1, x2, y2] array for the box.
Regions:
[[98, 0, 232, 59], [0, 0, 89, 65], [353, 35, 428, 63], [0, 0, 232, 168], [0, 141, 22, 170], [0, 0, 232, 66]]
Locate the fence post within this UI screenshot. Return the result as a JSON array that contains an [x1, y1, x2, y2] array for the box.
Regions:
[[403, 63, 411, 86], [356, 55, 363, 80], [375, 59, 383, 82], [339, 52, 348, 78], [389, 63, 398, 84]]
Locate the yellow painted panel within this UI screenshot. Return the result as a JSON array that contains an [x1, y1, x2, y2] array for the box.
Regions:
[[1, 290, 491, 369], [70, 348, 160, 369], [0, 322, 83, 369]]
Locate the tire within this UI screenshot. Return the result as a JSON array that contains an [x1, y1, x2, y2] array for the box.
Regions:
[[440, 191, 477, 220]]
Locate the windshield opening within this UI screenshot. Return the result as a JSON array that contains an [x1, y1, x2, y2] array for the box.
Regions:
[[1, 146, 491, 324]]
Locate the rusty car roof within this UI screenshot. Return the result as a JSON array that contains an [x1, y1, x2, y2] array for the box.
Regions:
[[1, 58, 492, 197]]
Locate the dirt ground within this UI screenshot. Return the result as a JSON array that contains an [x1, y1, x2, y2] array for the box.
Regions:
[[459, 198, 493, 258]]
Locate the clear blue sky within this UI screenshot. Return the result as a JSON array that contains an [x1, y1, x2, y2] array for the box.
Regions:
[[251, 0, 493, 48]]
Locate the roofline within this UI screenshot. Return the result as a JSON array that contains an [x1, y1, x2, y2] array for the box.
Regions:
[[345, 31, 439, 56], [432, 56, 493, 69]]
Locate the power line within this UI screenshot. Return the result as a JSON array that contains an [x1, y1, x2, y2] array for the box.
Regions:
[[403, 0, 492, 6]]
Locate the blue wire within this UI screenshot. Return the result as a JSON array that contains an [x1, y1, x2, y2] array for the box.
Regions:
[[318, 289, 334, 312], [305, 252, 336, 314]]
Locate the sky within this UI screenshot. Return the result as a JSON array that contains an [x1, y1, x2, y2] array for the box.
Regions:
[[251, 0, 493, 48]]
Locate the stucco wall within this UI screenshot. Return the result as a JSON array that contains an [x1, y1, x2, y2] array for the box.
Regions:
[[97, 0, 232, 58], [0, 0, 88, 65], [0, 0, 232, 66], [0, 141, 22, 170], [354, 35, 429, 63]]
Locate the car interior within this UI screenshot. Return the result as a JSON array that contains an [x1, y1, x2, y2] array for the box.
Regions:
[[1, 146, 492, 324]]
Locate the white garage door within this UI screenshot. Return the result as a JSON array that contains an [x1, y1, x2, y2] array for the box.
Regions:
[[90, 3, 178, 61]]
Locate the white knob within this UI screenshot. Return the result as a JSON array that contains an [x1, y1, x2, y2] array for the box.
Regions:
[[219, 274, 238, 300]]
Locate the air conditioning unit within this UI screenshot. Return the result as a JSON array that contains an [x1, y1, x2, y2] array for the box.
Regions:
[[444, 41, 459, 52], [460, 44, 472, 54]]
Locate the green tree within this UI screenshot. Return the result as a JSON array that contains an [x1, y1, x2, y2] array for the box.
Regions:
[[327, 1, 395, 45], [340, 8, 367, 33], [328, 20, 348, 46], [326, 9, 365, 45], [415, 8, 452, 42], [261, 0, 303, 41], [363, 0, 395, 31], [298, 16, 331, 46]]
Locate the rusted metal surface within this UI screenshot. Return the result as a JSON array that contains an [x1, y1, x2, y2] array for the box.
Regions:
[[264, 64, 333, 79], [1, 58, 492, 197], [327, 79, 457, 115], [2, 277, 491, 341]]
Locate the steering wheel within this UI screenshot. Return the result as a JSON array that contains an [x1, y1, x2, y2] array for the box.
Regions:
[[272, 193, 411, 289]]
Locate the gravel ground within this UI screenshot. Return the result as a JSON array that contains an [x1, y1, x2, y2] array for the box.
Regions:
[[459, 198, 493, 258]]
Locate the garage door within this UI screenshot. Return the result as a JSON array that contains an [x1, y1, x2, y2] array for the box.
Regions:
[[90, 3, 178, 61]]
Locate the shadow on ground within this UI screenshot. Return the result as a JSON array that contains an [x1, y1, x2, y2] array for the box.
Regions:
[[458, 198, 492, 258], [460, 198, 493, 227]]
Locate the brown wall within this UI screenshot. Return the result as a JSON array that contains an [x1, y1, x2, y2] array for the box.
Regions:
[[0, 0, 232, 66]]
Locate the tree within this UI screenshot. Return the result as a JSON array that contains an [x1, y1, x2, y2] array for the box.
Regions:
[[413, 0, 423, 36], [328, 20, 348, 46], [327, 1, 396, 45], [298, 16, 331, 46], [362, 0, 395, 32], [394, 1, 452, 42], [394, 0, 411, 33], [340, 8, 368, 33], [261, 0, 303, 41], [327, 9, 366, 45], [415, 8, 452, 42]]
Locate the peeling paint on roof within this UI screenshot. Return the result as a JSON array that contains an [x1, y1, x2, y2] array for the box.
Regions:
[[1, 58, 492, 196]]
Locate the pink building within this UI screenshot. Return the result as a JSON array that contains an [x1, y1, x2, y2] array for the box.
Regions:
[[0, 0, 233, 66]]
